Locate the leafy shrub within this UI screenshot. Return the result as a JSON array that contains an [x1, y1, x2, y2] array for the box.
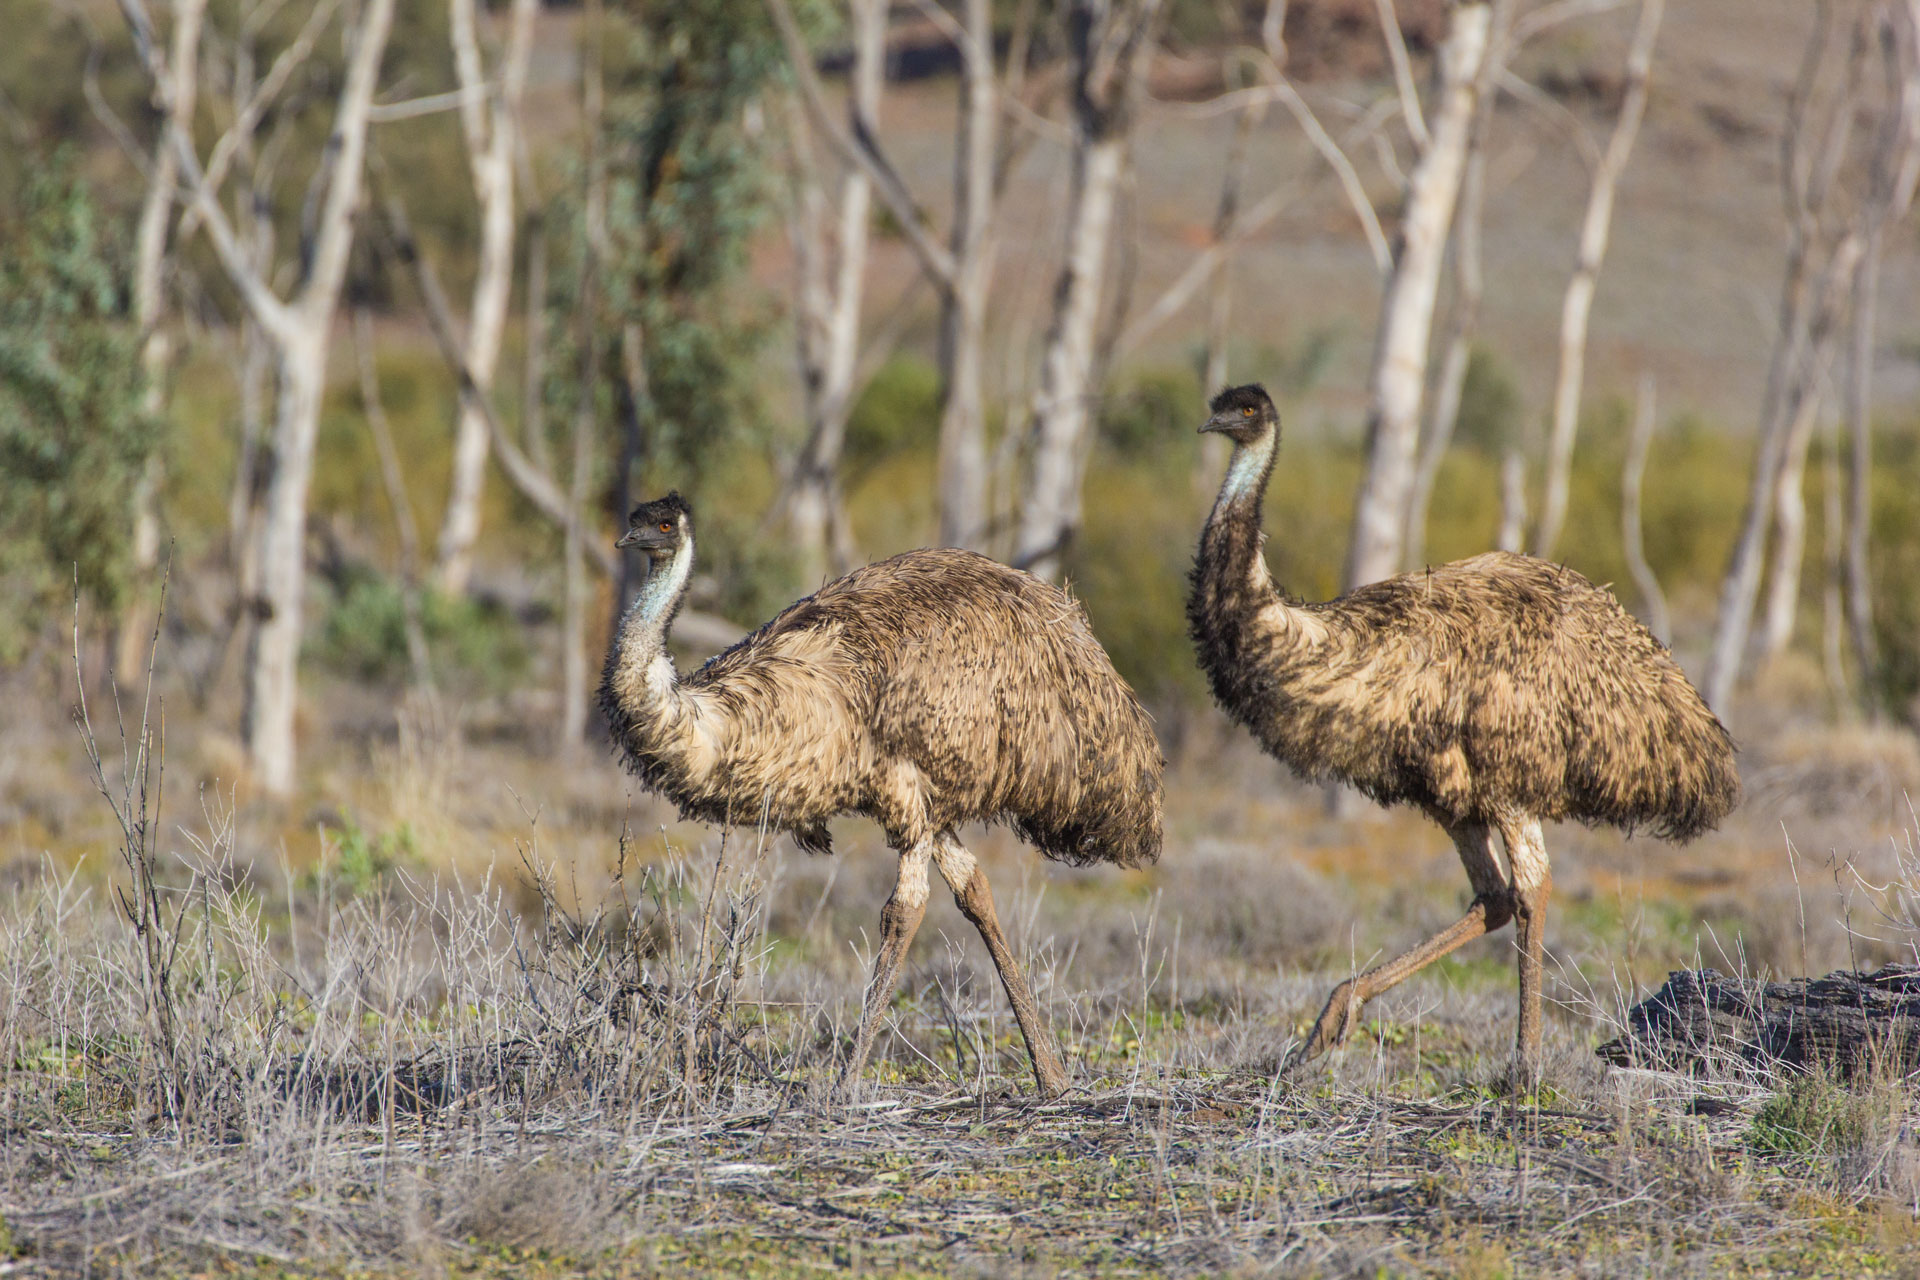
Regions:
[[0, 157, 154, 663], [1869, 421, 1920, 722], [306, 818, 420, 899], [1098, 366, 1203, 464], [1453, 344, 1521, 457], [844, 354, 942, 481], [310, 574, 528, 695]]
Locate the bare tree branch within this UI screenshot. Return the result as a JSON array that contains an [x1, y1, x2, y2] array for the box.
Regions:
[[1534, 0, 1664, 559], [1373, 0, 1429, 149]]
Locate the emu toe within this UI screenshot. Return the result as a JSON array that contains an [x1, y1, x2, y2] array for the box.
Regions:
[[1281, 977, 1364, 1075]]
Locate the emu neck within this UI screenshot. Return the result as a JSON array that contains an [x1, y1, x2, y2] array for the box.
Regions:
[[1198, 429, 1281, 604], [610, 538, 693, 713]]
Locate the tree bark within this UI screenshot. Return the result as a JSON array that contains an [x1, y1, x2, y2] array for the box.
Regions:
[[433, 0, 540, 596], [785, 0, 883, 582], [1496, 449, 1526, 553], [117, 0, 208, 687], [1844, 2, 1920, 711], [1015, 0, 1164, 580], [1404, 13, 1503, 571], [1342, 2, 1493, 592], [1754, 244, 1857, 671], [1705, 1, 1851, 709], [934, 0, 1000, 552], [1533, 0, 1663, 561], [562, 0, 607, 753]]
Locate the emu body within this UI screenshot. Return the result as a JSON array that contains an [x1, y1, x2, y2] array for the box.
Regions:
[[1187, 385, 1739, 1079], [602, 493, 1164, 1097]]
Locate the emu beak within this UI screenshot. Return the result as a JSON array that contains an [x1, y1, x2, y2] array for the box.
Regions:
[[616, 528, 642, 549], [1198, 415, 1234, 434]]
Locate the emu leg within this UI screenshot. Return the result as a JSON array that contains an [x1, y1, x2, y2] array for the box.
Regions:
[[1283, 823, 1511, 1074], [936, 834, 1070, 1098], [1502, 816, 1553, 1086], [837, 844, 930, 1100]]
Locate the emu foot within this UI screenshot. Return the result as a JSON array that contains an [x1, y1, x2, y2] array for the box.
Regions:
[[1280, 977, 1364, 1076]]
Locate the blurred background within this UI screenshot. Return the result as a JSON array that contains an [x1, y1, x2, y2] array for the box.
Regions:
[[3, 0, 1919, 967]]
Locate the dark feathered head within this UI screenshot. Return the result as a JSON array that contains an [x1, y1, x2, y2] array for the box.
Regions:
[[617, 491, 694, 556], [1200, 383, 1278, 444]]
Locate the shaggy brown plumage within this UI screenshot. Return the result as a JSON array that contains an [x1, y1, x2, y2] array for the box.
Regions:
[[601, 493, 1164, 1098], [1187, 384, 1739, 1079]]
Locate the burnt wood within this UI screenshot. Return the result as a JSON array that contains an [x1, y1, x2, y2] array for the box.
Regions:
[[1597, 965, 1920, 1076]]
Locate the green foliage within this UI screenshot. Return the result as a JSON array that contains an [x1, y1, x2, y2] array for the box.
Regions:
[[1868, 421, 1920, 720], [0, 158, 154, 662], [308, 818, 420, 899], [519, 0, 792, 622], [1453, 344, 1521, 457], [1098, 366, 1203, 464], [310, 573, 528, 696], [1748, 1071, 1872, 1158], [1068, 368, 1210, 709], [845, 355, 942, 481]]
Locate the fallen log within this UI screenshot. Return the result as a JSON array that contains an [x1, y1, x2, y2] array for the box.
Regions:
[[1596, 965, 1920, 1077]]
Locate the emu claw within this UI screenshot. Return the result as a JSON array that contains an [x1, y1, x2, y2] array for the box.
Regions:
[[1281, 978, 1363, 1076]]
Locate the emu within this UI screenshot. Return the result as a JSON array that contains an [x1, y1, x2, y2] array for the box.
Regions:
[[601, 492, 1164, 1098], [1186, 385, 1738, 1081]]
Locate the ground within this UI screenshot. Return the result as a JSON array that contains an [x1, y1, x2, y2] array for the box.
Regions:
[[3, 662, 1919, 1277]]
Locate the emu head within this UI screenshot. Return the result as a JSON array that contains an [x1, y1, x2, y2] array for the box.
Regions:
[[617, 491, 693, 560], [1200, 383, 1278, 445]]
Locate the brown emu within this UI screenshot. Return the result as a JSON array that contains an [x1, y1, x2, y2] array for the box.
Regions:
[[601, 493, 1164, 1097], [1187, 385, 1738, 1080]]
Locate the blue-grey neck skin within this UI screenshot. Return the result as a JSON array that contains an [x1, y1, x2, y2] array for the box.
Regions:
[[616, 535, 694, 682], [1213, 425, 1280, 519]]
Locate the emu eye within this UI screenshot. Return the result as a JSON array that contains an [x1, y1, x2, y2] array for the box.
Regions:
[[1241, 405, 1254, 416], [659, 521, 673, 533]]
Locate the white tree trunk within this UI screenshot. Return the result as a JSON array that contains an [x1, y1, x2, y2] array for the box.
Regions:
[[1405, 106, 1490, 570], [159, 0, 397, 794], [1754, 234, 1861, 667], [1014, 0, 1163, 580], [118, 0, 208, 685], [1705, 3, 1850, 709], [1016, 136, 1126, 578], [1845, 3, 1920, 706], [1533, 0, 1663, 560], [1342, 2, 1492, 591], [936, 0, 999, 551], [242, 342, 326, 795], [434, 0, 539, 595], [787, 0, 882, 581], [1496, 449, 1526, 553]]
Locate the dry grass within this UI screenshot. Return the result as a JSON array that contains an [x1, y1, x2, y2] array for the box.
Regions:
[[4, 673, 1920, 1277]]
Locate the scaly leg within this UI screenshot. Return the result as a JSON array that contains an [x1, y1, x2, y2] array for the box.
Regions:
[[837, 843, 931, 1100], [1283, 822, 1511, 1074], [1500, 815, 1553, 1087], [934, 834, 1070, 1098]]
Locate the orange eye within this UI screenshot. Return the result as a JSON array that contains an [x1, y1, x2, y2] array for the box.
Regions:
[[1241, 406, 1254, 416], [659, 522, 672, 532]]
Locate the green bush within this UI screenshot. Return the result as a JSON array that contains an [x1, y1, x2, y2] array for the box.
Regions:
[[1453, 344, 1522, 457], [1869, 421, 1920, 720], [0, 158, 154, 663], [306, 819, 420, 900], [310, 574, 528, 695], [844, 354, 942, 481]]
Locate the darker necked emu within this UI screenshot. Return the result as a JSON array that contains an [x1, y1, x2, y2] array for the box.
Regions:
[[1187, 384, 1738, 1081]]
